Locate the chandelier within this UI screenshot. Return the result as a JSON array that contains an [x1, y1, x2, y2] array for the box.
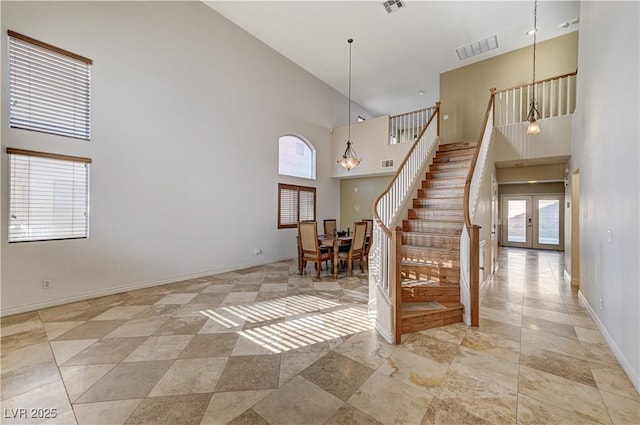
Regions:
[[337, 38, 362, 171]]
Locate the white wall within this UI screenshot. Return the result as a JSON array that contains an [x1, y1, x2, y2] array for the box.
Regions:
[[0, 1, 362, 314], [494, 116, 572, 163], [571, 2, 639, 390]]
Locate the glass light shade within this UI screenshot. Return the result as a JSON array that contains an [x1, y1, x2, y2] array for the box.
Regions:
[[337, 140, 361, 171], [337, 156, 361, 171], [527, 119, 541, 135]]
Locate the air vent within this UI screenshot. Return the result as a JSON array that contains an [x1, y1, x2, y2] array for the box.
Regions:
[[456, 35, 499, 61], [381, 159, 394, 168], [383, 0, 405, 14]]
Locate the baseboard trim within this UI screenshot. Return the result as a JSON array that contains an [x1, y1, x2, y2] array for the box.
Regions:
[[1, 255, 295, 317], [578, 290, 640, 394]]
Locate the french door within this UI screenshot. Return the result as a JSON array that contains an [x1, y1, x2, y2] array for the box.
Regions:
[[502, 195, 564, 250]]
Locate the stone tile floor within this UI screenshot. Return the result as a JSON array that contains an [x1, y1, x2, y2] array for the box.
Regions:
[[1, 248, 639, 424]]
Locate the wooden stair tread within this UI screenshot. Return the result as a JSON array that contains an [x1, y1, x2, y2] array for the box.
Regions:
[[402, 279, 459, 288], [400, 258, 460, 264], [401, 302, 463, 319]]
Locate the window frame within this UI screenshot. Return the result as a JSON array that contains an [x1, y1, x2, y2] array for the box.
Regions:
[[8, 30, 93, 140], [7, 147, 92, 243], [277, 183, 316, 229]]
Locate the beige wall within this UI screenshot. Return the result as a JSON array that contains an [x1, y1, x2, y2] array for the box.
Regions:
[[498, 182, 564, 196], [340, 176, 392, 230], [440, 32, 578, 142], [497, 164, 566, 184]]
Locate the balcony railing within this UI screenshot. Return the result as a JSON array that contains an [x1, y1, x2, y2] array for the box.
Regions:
[[494, 71, 577, 127], [389, 106, 438, 144]]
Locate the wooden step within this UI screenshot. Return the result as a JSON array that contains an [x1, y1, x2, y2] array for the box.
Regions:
[[422, 178, 466, 189], [418, 188, 465, 199], [402, 232, 460, 249], [401, 245, 460, 267], [400, 302, 464, 334], [402, 219, 464, 234], [413, 197, 463, 209], [401, 280, 460, 303], [433, 152, 474, 164], [400, 261, 461, 283], [438, 141, 478, 152], [435, 146, 476, 157], [408, 208, 464, 220], [430, 160, 471, 171], [426, 168, 468, 179]]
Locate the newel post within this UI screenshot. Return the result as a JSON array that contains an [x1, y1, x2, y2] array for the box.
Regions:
[[435, 101, 441, 137], [469, 224, 481, 327], [490, 88, 496, 128], [392, 226, 403, 344]]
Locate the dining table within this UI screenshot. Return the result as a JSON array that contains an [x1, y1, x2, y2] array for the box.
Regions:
[[318, 233, 353, 278]]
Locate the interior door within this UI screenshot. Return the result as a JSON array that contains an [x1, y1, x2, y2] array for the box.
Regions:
[[532, 195, 563, 250], [503, 196, 532, 248], [502, 194, 564, 250]]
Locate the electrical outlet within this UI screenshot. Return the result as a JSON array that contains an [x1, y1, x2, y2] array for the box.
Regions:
[[254, 248, 262, 256], [599, 298, 603, 310], [42, 279, 52, 289]]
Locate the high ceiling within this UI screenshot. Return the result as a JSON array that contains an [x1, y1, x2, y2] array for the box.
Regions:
[[205, 1, 580, 117]]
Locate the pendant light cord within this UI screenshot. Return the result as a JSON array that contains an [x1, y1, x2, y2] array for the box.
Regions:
[[347, 38, 353, 143], [532, 0, 537, 93]]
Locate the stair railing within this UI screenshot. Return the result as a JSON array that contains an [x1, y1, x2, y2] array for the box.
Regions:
[[389, 106, 438, 144], [371, 102, 440, 343], [494, 70, 577, 127], [461, 89, 495, 327]]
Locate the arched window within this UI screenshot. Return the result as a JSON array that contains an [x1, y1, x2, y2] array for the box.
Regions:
[[278, 135, 316, 180]]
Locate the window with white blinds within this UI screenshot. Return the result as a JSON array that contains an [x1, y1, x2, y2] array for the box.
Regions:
[[8, 30, 92, 140], [8, 148, 91, 243], [278, 183, 316, 229]]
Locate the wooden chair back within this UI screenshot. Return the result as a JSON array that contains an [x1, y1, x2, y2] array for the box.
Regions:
[[323, 219, 337, 235], [362, 218, 373, 255], [299, 222, 319, 254], [350, 221, 368, 253]]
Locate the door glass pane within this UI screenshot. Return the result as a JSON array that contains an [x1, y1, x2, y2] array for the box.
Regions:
[[507, 200, 527, 243], [538, 199, 560, 245]]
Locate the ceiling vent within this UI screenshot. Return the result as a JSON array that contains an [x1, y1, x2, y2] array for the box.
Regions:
[[456, 35, 499, 60], [383, 0, 405, 14], [381, 159, 394, 168]]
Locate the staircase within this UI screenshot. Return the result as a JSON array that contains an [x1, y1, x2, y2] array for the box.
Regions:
[[398, 140, 477, 334]]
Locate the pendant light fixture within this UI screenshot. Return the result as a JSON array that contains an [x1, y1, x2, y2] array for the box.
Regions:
[[527, 0, 541, 135], [337, 38, 362, 171]]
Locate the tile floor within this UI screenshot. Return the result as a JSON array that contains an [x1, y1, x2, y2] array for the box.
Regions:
[[1, 248, 639, 425]]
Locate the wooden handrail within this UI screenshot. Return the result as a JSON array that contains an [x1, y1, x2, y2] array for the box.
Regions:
[[463, 90, 495, 234], [389, 105, 436, 120], [373, 102, 440, 236], [494, 70, 577, 95]]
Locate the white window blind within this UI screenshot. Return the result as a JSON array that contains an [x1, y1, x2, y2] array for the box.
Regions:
[[8, 148, 91, 242], [8, 30, 92, 140], [278, 183, 316, 229]]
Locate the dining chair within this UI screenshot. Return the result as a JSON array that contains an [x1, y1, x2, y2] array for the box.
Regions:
[[337, 221, 367, 276], [323, 219, 337, 235], [298, 221, 332, 278]]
